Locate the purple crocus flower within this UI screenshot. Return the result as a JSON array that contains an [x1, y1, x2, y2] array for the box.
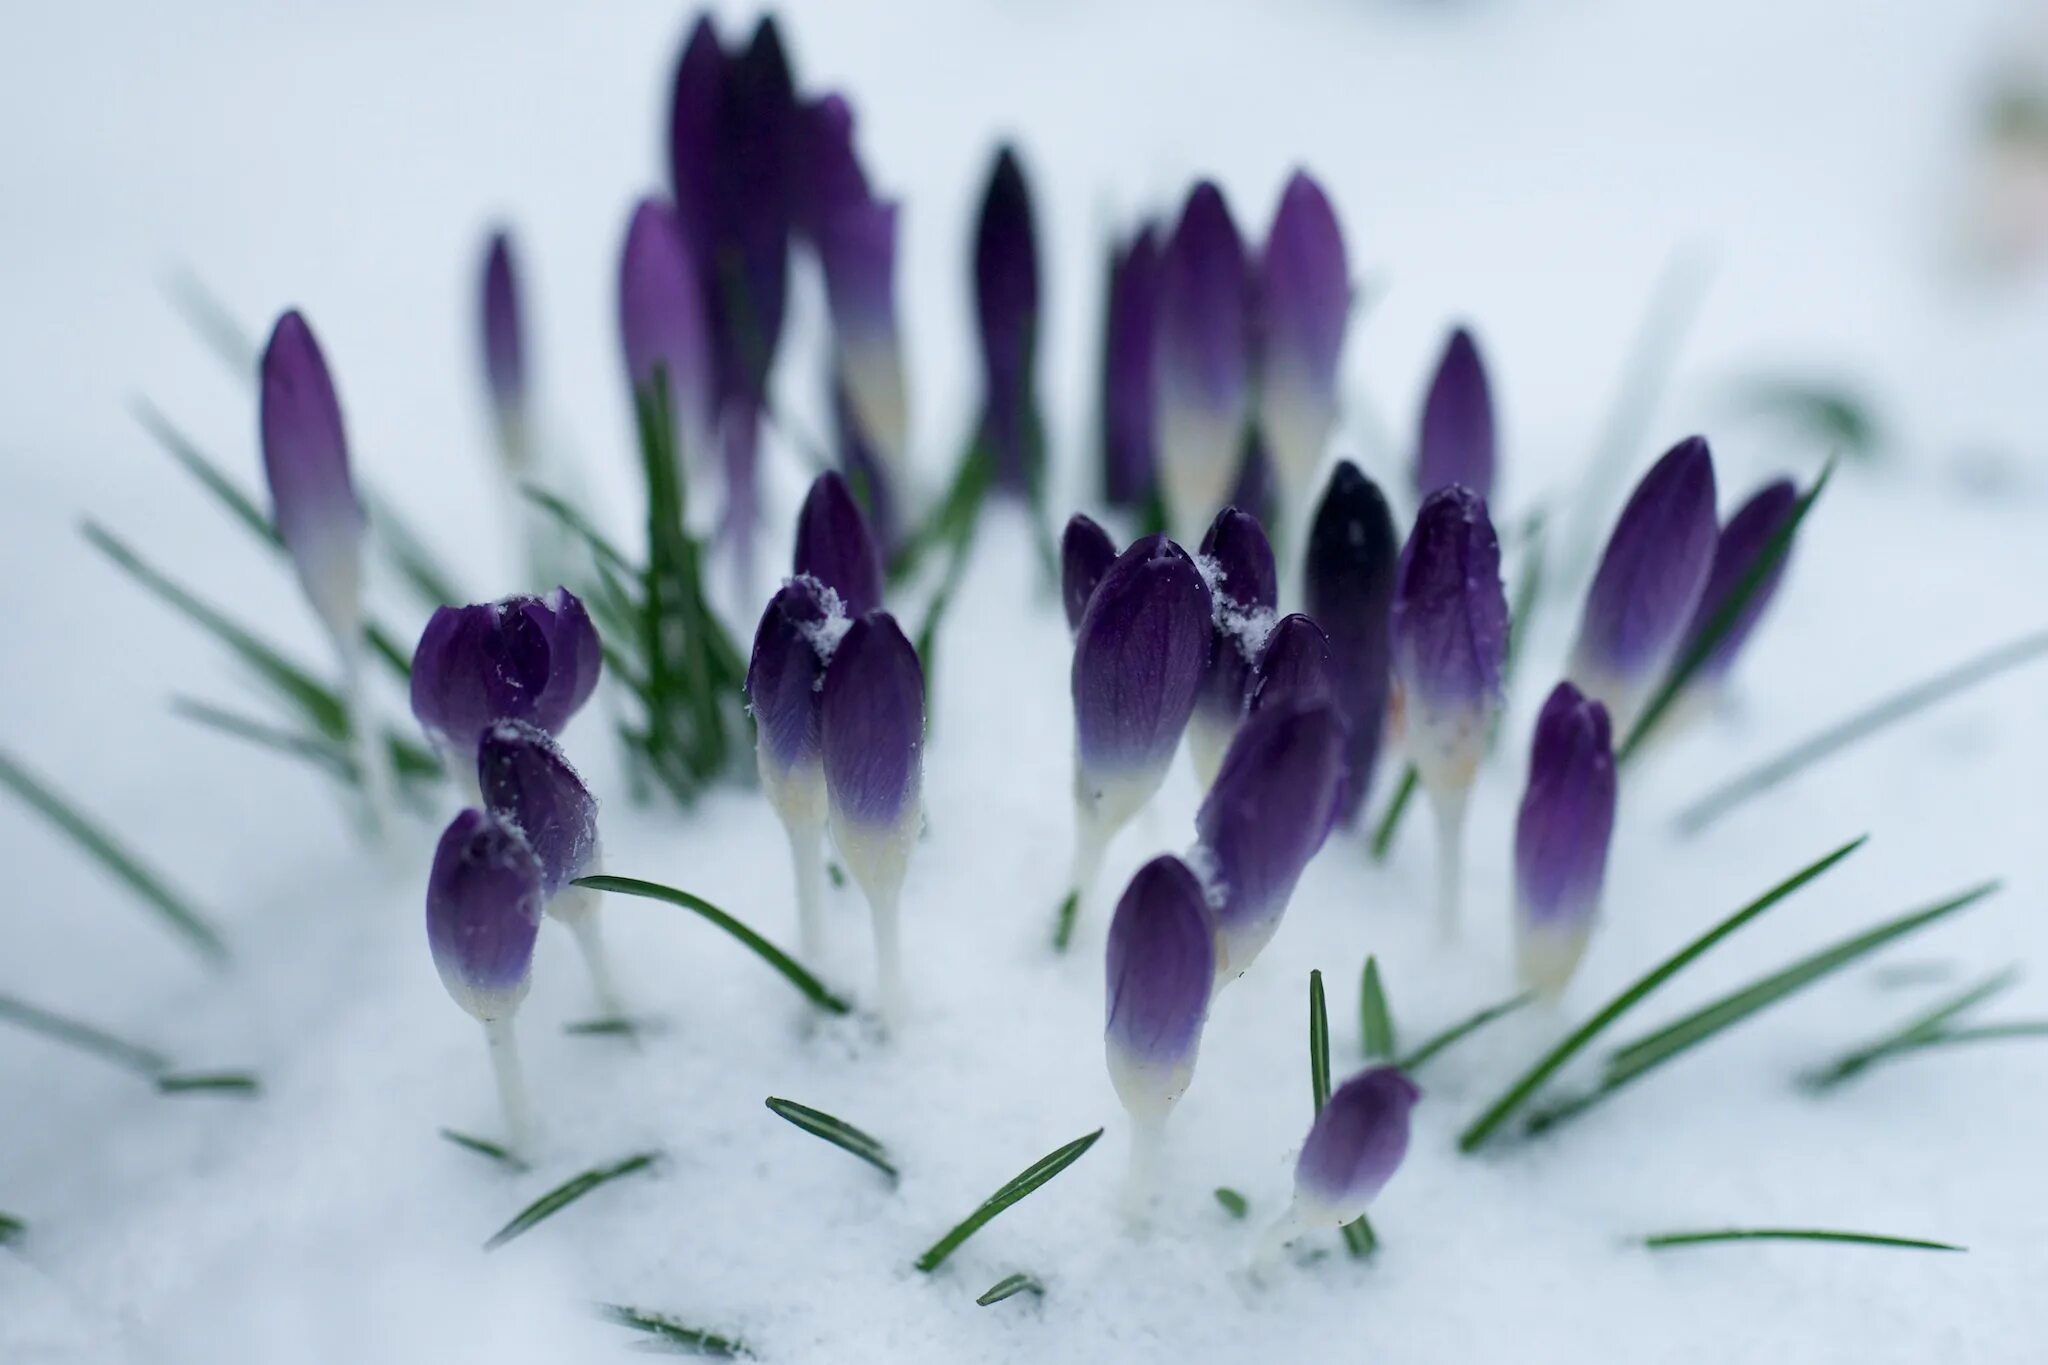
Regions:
[[1100, 223, 1161, 508], [479, 230, 527, 451], [411, 589, 604, 769], [818, 193, 907, 473], [1415, 327, 1495, 500], [793, 471, 885, 616], [1153, 182, 1252, 541], [426, 808, 544, 1025], [1678, 478, 1800, 687], [1568, 435, 1718, 734], [1294, 1067, 1419, 1226], [477, 721, 599, 903], [1195, 698, 1348, 981], [618, 197, 716, 462], [1303, 460, 1400, 823], [793, 92, 868, 245], [973, 145, 1043, 497], [746, 576, 844, 960], [260, 310, 365, 649], [1188, 507, 1278, 788], [1514, 682, 1617, 998], [1255, 171, 1351, 515], [1105, 854, 1215, 1126], [1247, 613, 1336, 717], [1061, 513, 1118, 635]]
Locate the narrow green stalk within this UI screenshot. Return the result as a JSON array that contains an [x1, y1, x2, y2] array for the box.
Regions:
[[1399, 993, 1534, 1072], [483, 1152, 661, 1251], [439, 1129, 528, 1171], [575, 876, 849, 1015], [1643, 1227, 1962, 1253], [1309, 970, 1332, 1113], [1359, 957, 1396, 1060], [975, 1272, 1044, 1307], [914, 1129, 1103, 1273], [0, 1213, 25, 1247], [1806, 967, 2030, 1089], [764, 1097, 898, 1182], [0, 993, 171, 1075], [154, 1071, 260, 1096]]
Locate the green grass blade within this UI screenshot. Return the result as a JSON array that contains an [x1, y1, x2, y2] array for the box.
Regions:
[[914, 1128, 1103, 1273], [574, 876, 849, 1015], [765, 1097, 898, 1182], [154, 1071, 261, 1096], [1360, 957, 1396, 1060], [597, 1304, 750, 1358], [1458, 836, 1865, 1152], [1642, 1227, 1962, 1253], [0, 993, 170, 1075], [366, 493, 464, 609], [1309, 969, 1332, 1112], [163, 267, 257, 375], [0, 747, 228, 964], [132, 399, 278, 548], [975, 1272, 1044, 1307], [172, 697, 350, 776], [439, 1128, 528, 1171], [1674, 626, 2048, 835], [1214, 1188, 1248, 1219], [0, 1213, 23, 1247], [1399, 993, 1534, 1072], [483, 1151, 660, 1251], [1921, 1022, 2048, 1048], [1368, 768, 1418, 862], [1621, 458, 1834, 761], [522, 485, 639, 576], [1808, 967, 2037, 1090]]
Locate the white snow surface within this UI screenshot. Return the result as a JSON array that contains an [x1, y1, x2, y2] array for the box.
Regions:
[[4, 0, 2048, 1361]]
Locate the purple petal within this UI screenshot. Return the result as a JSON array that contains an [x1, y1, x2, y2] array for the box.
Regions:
[[479, 229, 526, 419], [1071, 535, 1213, 782], [1061, 513, 1118, 635], [1680, 478, 1800, 683], [665, 14, 727, 285], [974, 145, 1043, 496], [1416, 326, 1495, 500], [1303, 461, 1400, 822], [1154, 183, 1251, 527], [1105, 854, 1216, 1119], [709, 16, 797, 404], [410, 589, 602, 759], [793, 471, 885, 617], [477, 721, 598, 900], [425, 808, 544, 1022], [1100, 223, 1161, 508], [1390, 485, 1509, 717], [745, 576, 836, 781], [618, 197, 716, 455], [1295, 1066, 1419, 1219], [1256, 171, 1350, 484], [1247, 613, 1337, 716], [794, 92, 870, 246], [820, 611, 924, 830], [259, 310, 364, 642], [1515, 683, 1616, 995]]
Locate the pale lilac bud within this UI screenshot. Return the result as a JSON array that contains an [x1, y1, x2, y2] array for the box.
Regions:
[[1153, 182, 1251, 539], [1679, 478, 1800, 686], [1390, 486, 1509, 797], [1189, 507, 1278, 787], [821, 612, 924, 903], [1255, 171, 1351, 506], [479, 230, 527, 424], [819, 193, 907, 470], [1514, 683, 1617, 998], [1105, 854, 1216, 1124], [1061, 514, 1118, 635], [259, 310, 364, 646], [410, 589, 603, 763], [793, 472, 884, 616], [1415, 326, 1495, 500], [1303, 461, 1399, 822], [1293, 1067, 1419, 1225], [426, 809, 544, 1023], [618, 197, 716, 459]]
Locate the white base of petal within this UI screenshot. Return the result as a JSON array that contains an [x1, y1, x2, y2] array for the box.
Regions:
[[1516, 914, 1595, 1000], [1186, 712, 1237, 793], [1156, 407, 1246, 545]]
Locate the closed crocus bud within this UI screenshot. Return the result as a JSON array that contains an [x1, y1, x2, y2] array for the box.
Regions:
[[479, 230, 527, 447], [1416, 327, 1495, 500], [821, 612, 925, 1018], [1061, 513, 1118, 635], [1678, 478, 1800, 688], [1247, 613, 1336, 717], [260, 310, 365, 650], [426, 808, 544, 1025], [747, 576, 845, 961], [1514, 683, 1617, 999], [819, 193, 908, 473], [619, 197, 716, 461], [1293, 1067, 1419, 1226], [974, 145, 1043, 497], [1568, 436, 1718, 735], [1105, 854, 1215, 1126], [1154, 183, 1252, 542], [717, 16, 798, 399], [1189, 507, 1278, 788], [666, 15, 726, 278], [1255, 171, 1351, 517], [1196, 698, 1348, 982], [477, 721, 598, 903], [793, 471, 885, 616], [794, 93, 868, 245], [410, 589, 604, 769], [1100, 223, 1161, 508], [1303, 461, 1400, 823]]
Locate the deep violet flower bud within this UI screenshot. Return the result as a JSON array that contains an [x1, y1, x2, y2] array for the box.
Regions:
[[819, 193, 908, 471], [1195, 698, 1348, 981], [793, 471, 885, 616], [259, 310, 365, 647], [974, 145, 1043, 496], [476, 721, 599, 904], [1302, 461, 1400, 823], [1061, 513, 1118, 635], [666, 15, 727, 285], [1514, 683, 1617, 998], [410, 588, 604, 764], [1390, 486, 1509, 795], [1568, 436, 1718, 734], [1189, 507, 1279, 788], [1104, 854, 1215, 1125], [425, 808, 544, 1024], [1678, 478, 1800, 686], [1100, 223, 1161, 508], [618, 197, 716, 460], [1255, 171, 1351, 512], [714, 16, 798, 403], [746, 576, 841, 825], [1153, 182, 1252, 541], [1293, 1067, 1419, 1226], [1247, 613, 1336, 717], [794, 93, 870, 246], [1415, 326, 1495, 500], [479, 230, 527, 436]]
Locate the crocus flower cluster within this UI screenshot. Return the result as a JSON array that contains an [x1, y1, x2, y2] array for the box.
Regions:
[[1188, 507, 1279, 788]]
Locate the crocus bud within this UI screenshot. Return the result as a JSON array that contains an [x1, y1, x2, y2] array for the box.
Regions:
[[1247, 613, 1336, 716], [477, 721, 599, 904], [1677, 478, 1800, 688], [973, 145, 1043, 496], [1189, 507, 1278, 788], [1514, 683, 1617, 998], [1303, 461, 1400, 822], [425, 809, 544, 1024], [411, 589, 604, 765], [618, 197, 716, 460], [1568, 436, 1718, 735], [720, 17, 797, 397], [1153, 183, 1252, 542], [1195, 698, 1348, 981], [666, 16, 726, 280], [259, 310, 365, 648], [1255, 171, 1351, 515], [793, 92, 869, 245], [1105, 854, 1215, 1125], [1390, 486, 1509, 796], [793, 471, 885, 616], [1061, 513, 1118, 635], [1293, 1067, 1419, 1226], [746, 576, 842, 828], [479, 230, 527, 441], [1416, 327, 1495, 500], [819, 193, 908, 472], [1100, 223, 1161, 508]]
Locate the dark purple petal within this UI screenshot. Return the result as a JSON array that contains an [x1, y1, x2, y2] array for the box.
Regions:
[[425, 808, 544, 1022], [477, 721, 598, 900], [665, 14, 726, 283], [1416, 327, 1495, 500], [1256, 171, 1350, 486], [1390, 485, 1509, 716], [1680, 478, 1800, 683], [1247, 614, 1336, 716], [1061, 513, 1118, 634], [974, 145, 1043, 496], [1071, 535, 1212, 781], [820, 611, 924, 830], [618, 197, 715, 453], [1295, 1066, 1419, 1218], [411, 589, 602, 758], [709, 16, 797, 404], [1514, 683, 1616, 995], [1196, 698, 1348, 976], [479, 230, 526, 418], [1199, 506, 1279, 616], [1192, 506, 1279, 757], [745, 576, 836, 781], [1104, 854, 1215, 1118], [259, 310, 364, 640], [525, 588, 603, 735], [1303, 461, 1400, 822], [1100, 223, 1161, 508], [793, 471, 885, 616], [794, 92, 870, 246]]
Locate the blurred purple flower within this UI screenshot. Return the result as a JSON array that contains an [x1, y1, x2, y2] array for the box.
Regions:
[[1678, 478, 1800, 687], [479, 230, 527, 435], [974, 145, 1044, 497], [260, 310, 365, 647], [1061, 513, 1118, 635], [1154, 182, 1251, 539], [1294, 1067, 1419, 1225], [618, 197, 716, 460], [1415, 326, 1495, 500], [1256, 171, 1351, 511], [1101, 223, 1161, 508], [1302, 460, 1399, 823]]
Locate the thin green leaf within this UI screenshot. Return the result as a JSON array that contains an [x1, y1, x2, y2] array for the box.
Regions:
[[597, 1304, 751, 1358], [0, 993, 170, 1075], [366, 493, 464, 609], [1399, 993, 1534, 1072], [172, 698, 441, 792], [440, 1128, 528, 1170], [975, 1272, 1044, 1307], [562, 1016, 646, 1039], [483, 1151, 660, 1251], [765, 1097, 898, 1182], [163, 267, 257, 376], [522, 485, 638, 577], [1807, 967, 2029, 1090], [1341, 1218, 1377, 1258], [574, 876, 850, 1015], [1729, 378, 1882, 462], [1458, 836, 1865, 1152], [1360, 957, 1396, 1060], [1675, 625, 2048, 835], [155, 1071, 260, 1096], [1368, 769, 1418, 862], [132, 398, 278, 548], [827, 862, 846, 889], [1309, 970, 1332, 1112], [1917, 1022, 2048, 1048], [0, 747, 228, 964], [1643, 1227, 1961, 1253], [0, 1213, 24, 1247], [914, 1128, 1104, 1273], [1214, 1188, 1248, 1219], [1050, 889, 1081, 953]]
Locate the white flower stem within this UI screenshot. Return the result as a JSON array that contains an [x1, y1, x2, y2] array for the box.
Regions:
[[1249, 1201, 1313, 1280], [1430, 787, 1469, 943], [786, 819, 827, 965], [1120, 1113, 1168, 1228], [1055, 812, 1110, 951], [567, 911, 627, 1022], [868, 886, 904, 1027], [482, 1015, 532, 1157], [341, 639, 392, 838]]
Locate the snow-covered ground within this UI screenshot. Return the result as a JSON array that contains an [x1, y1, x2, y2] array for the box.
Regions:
[[4, 1, 2047, 1360]]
